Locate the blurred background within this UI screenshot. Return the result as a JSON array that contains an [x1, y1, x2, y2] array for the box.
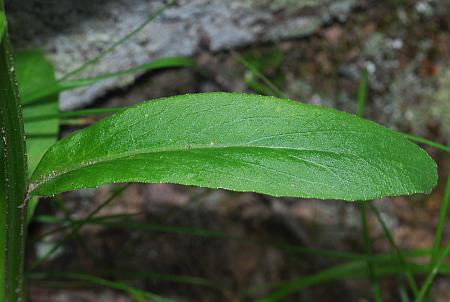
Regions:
[[6, 0, 450, 301]]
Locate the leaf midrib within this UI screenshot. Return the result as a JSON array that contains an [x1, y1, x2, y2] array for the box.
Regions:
[[30, 143, 350, 192]]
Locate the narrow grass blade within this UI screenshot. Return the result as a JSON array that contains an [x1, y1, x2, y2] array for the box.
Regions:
[[356, 68, 383, 302], [34, 212, 140, 225], [432, 170, 450, 262], [60, 57, 193, 89], [28, 272, 175, 302], [25, 107, 123, 123], [402, 133, 450, 154], [31, 185, 130, 269], [357, 68, 369, 117], [254, 260, 450, 302], [255, 261, 367, 302], [23, 57, 193, 105], [370, 203, 419, 296], [415, 242, 450, 302], [414, 170, 450, 302], [0, 11, 5, 42], [32, 213, 141, 244], [232, 50, 287, 99], [33, 212, 435, 265], [398, 279, 412, 302], [59, 0, 176, 81], [105, 270, 228, 295], [360, 203, 383, 302]]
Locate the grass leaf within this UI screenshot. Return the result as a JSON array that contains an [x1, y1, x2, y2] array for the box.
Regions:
[[59, 0, 176, 81], [22, 56, 194, 105], [16, 50, 59, 176], [29, 272, 175, 302], [0, 13, 29, 300], [0, 11, 5, 42], [30, 93, 437, 200], [15, 50, 59, 224]]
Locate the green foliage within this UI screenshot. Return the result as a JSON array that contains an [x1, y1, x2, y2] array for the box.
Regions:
[[22, 56, 194, 105], [241, 48, 286, 96], [415, 241, 450, 302], [59, 0, 177, 82], [233, 50, 287, 98], [15, 50, 59, 224], [29, 272, 175, 302], [0, 6, 28, 299], [234, 49, 450, 301], [16, 50, 58, 104], [16, 50, 192, 223], [16, 50, 59, 174], [355, 67, 383, 302], [2, 1, 448, 299], [30, 92, 436, 200], [431, 171, 450, 270], [0, 11, 5, 42]]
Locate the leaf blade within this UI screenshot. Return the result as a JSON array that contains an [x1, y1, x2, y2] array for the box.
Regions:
[[0, 11, 5, 42], [16, 50, 59, 175], [22, 56, 194, 105], [30, 93, 437, 200]]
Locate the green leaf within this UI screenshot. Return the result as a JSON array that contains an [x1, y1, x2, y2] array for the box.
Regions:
[[30, 93, 437, 201], [0, 13, 29, 300], [15, 49, 59, 105], [16, 50, 59, 174], [0, 11, 5, 42], [22, 56, 194, 105], [23, 102, 59, 174], [15, 50, 59, 224]]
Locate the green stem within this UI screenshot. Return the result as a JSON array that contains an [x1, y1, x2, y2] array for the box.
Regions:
[[370, 203, 419, 296], [431, 170, 450, 262], [415, 242, 450, 302], [24, 107, 123, 123], [0, 3, 29, 301], [356, 68, 383, 302], [231, 50, 287, 99], [357, 69, 369, 117], [30, 272, 175, 302], [402, 133, 450, 154], [360, 204, 383, 302]]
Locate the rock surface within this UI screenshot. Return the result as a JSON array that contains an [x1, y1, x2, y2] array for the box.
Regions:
[[6, 0, 356, 110]]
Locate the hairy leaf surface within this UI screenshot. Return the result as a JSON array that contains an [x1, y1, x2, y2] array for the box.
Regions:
[[30, 93, 437, 200]]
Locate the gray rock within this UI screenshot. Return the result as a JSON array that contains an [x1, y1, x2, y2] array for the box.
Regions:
[[6, 0, 357, 110]]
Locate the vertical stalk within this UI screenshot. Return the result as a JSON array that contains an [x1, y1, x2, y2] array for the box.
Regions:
[[0, 2, 28, 301], [431, 170, 450, 262], [356, 68, 382, 301]]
